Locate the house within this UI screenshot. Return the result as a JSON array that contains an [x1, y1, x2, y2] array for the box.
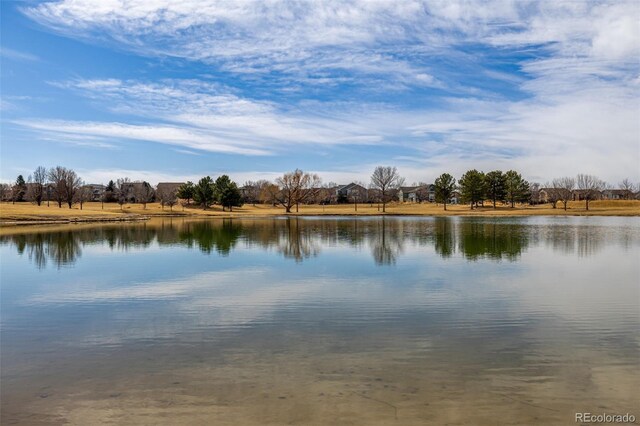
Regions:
[[571, 189, 603, 201], [449, 190, 461, 205], [120, 182, 154, 203], [398, 185, 434, 203], [601, 189, 634, 200], [336, 183, 368, 202], [538, 188, 556, 203], [83, 184, 106, 201], [156, 182, 184, 198]]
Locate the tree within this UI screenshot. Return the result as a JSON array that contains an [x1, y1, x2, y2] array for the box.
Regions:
[[156, 186, 178, 211], [12, 175, 26, 203], [193, 176, 215, 209], [0, 183, 10, 201], [274, 169, 320, 213], [115, 178, 130, 210], [553, 177, 575, 211], [104, 180, 116, 203], [370, 166, 404, 213], [260, 182, 279, 206], [30, 166, 47, 206], [74, 185, 92, 210], [528, 182, 541, 205], [485, 170, 506, 208], [48, 166, 67, 208], [504, 170, 530, 208], [242, 180, 270, 205], [177, 181, 195, 205], [63, 169, 83, 208], [434, 173, 456, 211], [458, 169, 486, 209], [619, 178, 635, 199], [134, 181, 154, 209], [576, 174, 605, 211], [215, 175, 243, 211], [296, 174, 322, 211], [543, 182, 560, 208]]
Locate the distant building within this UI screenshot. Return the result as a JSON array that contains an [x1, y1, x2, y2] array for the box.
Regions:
[[83, 184, 106, 201], [398, 185, 434, 203], [336, 183, 368, 201], [601, 189, 634, 200], [156, 182, 184, 197]]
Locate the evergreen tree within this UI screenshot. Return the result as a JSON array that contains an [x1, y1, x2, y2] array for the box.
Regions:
[[504, 170, 530, 208], [485, 170, 506, 208], [177, 181, 195, 205], [104, 180, 116, 203], [193, 177, 215, 209], [434, 173, 456, 211], [13, 175, 27, 202], [459, 169, 486, 209], [215, 175, 243, 211]]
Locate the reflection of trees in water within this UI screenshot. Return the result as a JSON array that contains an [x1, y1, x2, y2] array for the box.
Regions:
[[179, 220, 242, 255], [1, 231, 82, 269], [3, 217, 620, 269], [433, 217, 455, 258], [457, 221, 528, 261], [541, 225, 604, 257], [368, 218, 404, 265], [276, 218, 320, 262]]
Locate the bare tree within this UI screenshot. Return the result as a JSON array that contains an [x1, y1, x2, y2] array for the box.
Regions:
[[553, 177, 575, 211], [370, 166, 404, 213], [30, 166, 47, 206], [156, 186, 177, 210], [48, 166, 67, 208], [260, 182, 279, 206], [528, 182, 541, 204], [242, 180, 270, 205], [63, 169, 83, 208], [576, 174, 605, 211], [274, 169, 320, 213], [74, 185, 92, 210], [134, 181, 155, 209], [297, 175, 322, 211], [619, 178, 635, 199], [115, 178, 131, 211], [544, 181, 560, 209], [0, 183, 10, 201]]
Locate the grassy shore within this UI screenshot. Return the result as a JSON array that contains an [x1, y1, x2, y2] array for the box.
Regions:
[[1, 199, 639, 225]]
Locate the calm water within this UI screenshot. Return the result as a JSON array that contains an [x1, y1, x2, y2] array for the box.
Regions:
[[1, 216, 638, 425]]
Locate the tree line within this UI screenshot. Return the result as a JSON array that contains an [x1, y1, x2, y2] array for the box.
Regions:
[[2, 165, 638, 212]]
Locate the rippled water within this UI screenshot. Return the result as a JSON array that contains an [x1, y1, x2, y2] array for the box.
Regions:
[[1, 216, 638, 425]]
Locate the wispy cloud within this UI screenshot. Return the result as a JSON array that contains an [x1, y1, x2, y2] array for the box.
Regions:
[[8, 0, 639, 183], [0, 47, 40, 62]]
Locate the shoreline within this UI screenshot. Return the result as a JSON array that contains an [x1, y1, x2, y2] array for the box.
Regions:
[[2, 200, 639, 227]]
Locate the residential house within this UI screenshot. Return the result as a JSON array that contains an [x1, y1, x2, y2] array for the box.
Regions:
[[83, 184, 106, 201], [571, 189, 603, 201], [156, 182, 184, 198], [449, 190, 461, 205], [398, 184, 434, 203], [336, 183, 368, 202], [121, 181, 154, 203], [601, 189, 634, 200]]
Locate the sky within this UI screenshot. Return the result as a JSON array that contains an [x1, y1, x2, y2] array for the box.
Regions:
[[1, 0, 639, 186]]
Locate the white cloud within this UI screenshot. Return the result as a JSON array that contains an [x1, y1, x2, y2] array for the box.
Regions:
[[12, 0, 640, 183]]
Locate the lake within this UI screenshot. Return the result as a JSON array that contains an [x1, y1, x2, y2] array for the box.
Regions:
[[1, 216, 638, 425]]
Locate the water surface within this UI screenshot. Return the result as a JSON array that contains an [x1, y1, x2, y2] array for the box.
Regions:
[[1, 216, 638, 425]]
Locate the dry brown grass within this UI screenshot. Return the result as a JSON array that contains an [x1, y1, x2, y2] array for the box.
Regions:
[[2, 199, 639, 225]]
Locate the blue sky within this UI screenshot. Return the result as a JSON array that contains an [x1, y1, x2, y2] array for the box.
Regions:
[[1, 1, 639, 186]]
